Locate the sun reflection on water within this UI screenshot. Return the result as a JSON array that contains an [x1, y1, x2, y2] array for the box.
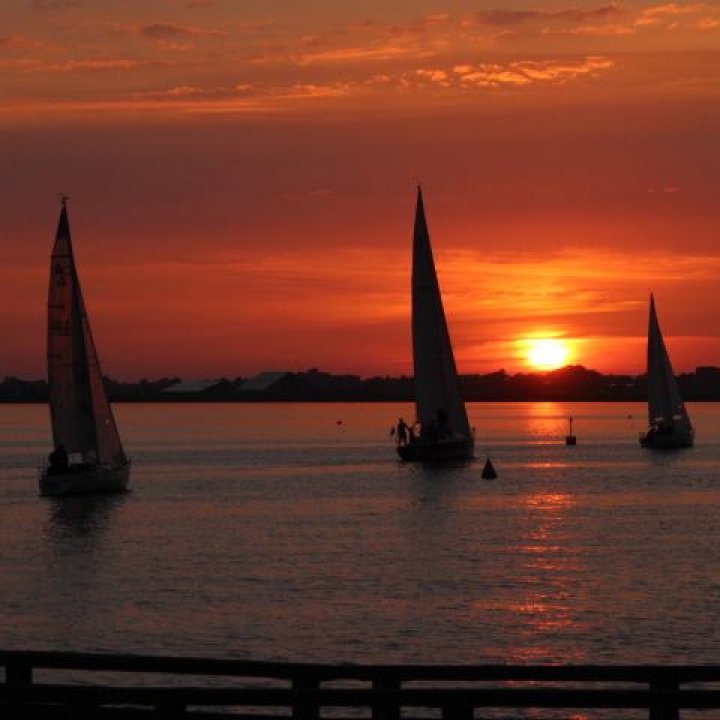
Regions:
[[523, 491, 575, 511], [509, 491, 587, 641]]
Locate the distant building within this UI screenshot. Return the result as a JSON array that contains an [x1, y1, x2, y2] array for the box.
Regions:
[[239, 369, 362, 400], [238, 371, 313, 399], [160, 379, 236, 399], [302, 368, 362, 394], [162, 379, 225, 394], [239, 372, 291, 393]]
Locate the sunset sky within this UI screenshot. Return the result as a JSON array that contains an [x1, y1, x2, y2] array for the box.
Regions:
[[2, 0, 719, 379]]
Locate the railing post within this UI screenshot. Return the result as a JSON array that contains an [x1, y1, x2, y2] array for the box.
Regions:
[[6, 660, 32, 687], [372, 675, 400, 720], [442, 702, 474, 720], [292, 672, 319, 720], [5, 659, 33, 720], [649, 676, 679, 720], [76, 702, 102, 720], [155, 700, 186, 718]]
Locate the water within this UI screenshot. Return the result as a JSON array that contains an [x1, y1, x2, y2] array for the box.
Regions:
[[1, 401, 719, 666]]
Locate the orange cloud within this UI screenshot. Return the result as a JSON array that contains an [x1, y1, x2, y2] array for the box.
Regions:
[[473, 4, 623, 27], [45, 58, 144, 73], [642, 3, 709, 18], [138, 22, 225, 39], [130, 79, 352, 108], [453, 56, 614, 87], [137, 83, 255, 100], [32, 0, 79, 8], [0, 50, 621, 119], [355, 14, 452, 36], [273, 44, 433, 65], [544, 23, 637, 36], [415, 68, 450, 84], [635, 2, 720, 31], [2, 0, 717, 125], [425, 14, 451, 25]]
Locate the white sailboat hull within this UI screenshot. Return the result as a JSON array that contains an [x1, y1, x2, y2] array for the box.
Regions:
[[39, 459, 131, 497]]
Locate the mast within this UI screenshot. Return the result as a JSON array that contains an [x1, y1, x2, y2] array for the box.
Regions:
[[411, 186, 471, 439]]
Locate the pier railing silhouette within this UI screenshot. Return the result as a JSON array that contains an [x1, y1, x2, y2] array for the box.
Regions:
[[2, 650, 719, 719]]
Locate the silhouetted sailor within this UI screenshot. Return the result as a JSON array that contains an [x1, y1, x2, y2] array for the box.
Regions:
[[396, 418, 409, 445], [48, 444, 69, 473]]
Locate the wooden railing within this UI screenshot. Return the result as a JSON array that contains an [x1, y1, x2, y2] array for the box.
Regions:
[[3, 650, 720, 719]]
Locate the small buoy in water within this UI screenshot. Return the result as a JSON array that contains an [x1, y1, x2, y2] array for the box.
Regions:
[[481, 457, 497, 479], [336, 419, 343, 425]]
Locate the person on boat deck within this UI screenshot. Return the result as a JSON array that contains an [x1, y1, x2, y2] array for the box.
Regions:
[[396, 418, 409, 445], [48, 444, 69, 472], [646, 420, 672, 440], [408, 424, 417, 443]]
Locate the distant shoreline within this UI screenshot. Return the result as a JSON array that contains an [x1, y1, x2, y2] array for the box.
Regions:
[[4, 364, 720, 403]]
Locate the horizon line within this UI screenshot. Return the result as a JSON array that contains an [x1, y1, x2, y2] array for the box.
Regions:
[[4, 363, 720, 384]]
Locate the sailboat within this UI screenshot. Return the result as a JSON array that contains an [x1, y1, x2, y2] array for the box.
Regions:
[[639, 292, 694, 449], [396, 187, 474, 461], [39, 198, 131, 496]]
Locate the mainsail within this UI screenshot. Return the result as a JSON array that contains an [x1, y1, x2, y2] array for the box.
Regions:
[[646, 293, 692, 433], [47, 199, 126, 467], [411, 187, 471, 440]]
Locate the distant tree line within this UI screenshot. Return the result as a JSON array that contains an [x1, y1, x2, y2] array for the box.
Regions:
[[4, 365, 720, 402]]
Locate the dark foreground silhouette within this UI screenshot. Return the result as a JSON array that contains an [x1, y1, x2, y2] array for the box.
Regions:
[[0, 649, 713, 719]]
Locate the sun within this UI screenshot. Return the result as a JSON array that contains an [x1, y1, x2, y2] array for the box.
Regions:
[[525, 338, 570, 371]]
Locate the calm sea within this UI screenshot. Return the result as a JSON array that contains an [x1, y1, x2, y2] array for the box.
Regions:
[[1, 401, 719, 666]]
